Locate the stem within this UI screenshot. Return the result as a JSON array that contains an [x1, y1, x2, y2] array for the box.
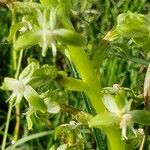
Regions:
[[2, 50, 23, 147], [104, 128, 126, 150], [68, 61, 106, 150], [67, 46, 126, 150], [12, 104, 20, 143], [1, 103, 13, 150], [13, 49, 24, 143], [12, 9, 17, 71], [139, 134, 146, 150], [67, 46, 105, 113], [15, 49, 23, 79]]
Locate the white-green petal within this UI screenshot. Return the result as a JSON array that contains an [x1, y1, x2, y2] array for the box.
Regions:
[[1, 78, 18, 91], [102, 94, 119, 113]]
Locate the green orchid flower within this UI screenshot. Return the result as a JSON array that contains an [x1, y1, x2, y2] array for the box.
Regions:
[[88, 87, 138, 140], [1, 61, 47, 112], [1, 60, 61, 130], [9, 3, 86, 57]]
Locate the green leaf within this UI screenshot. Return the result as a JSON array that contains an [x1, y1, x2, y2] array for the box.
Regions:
[[23, 85, 47, 112], [40, 0, 51, 7], [32, 65, 57, 77], [53, 29, 86, 46], [128, 110, 150, 125], [88, 112, 120, 128], [14, 31, 41, 50], [59, 0, 73, 14]]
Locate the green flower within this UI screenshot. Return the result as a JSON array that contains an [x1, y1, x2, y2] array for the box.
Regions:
[[1, 62, 47, 112], [9, 5, 86, 57], [88, 88, 138, 140]]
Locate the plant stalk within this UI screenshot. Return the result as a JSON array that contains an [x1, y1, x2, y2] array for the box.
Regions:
[[67, 46, 105, 113], [1, 103, 13, 150], [67, 46, 126, 150], [13, 49, 24, 143], [104, 127, 126, 150]]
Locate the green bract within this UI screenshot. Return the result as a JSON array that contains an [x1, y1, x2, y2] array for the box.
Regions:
[[24, 85, 47, 112], [88, 112, 120, 128]]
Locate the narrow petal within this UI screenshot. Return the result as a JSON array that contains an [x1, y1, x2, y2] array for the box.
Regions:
[[1, 78, 18, 91]]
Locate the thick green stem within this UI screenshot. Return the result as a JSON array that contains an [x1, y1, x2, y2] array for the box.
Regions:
[[67, 46, 105, 113], [67, 46, 126, 150], [105, 128, 126, 150]]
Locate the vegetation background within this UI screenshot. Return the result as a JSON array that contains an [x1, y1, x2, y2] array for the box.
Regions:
[[0, 0, 150, 150]]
